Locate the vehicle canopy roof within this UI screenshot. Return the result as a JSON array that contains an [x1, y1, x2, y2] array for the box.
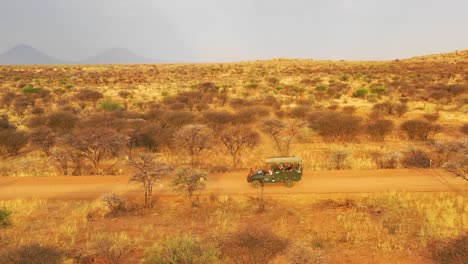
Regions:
[[264, 156, 302, 164]]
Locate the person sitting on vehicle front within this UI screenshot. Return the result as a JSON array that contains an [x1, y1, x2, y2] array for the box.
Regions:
[[286, 163, 293, 171]]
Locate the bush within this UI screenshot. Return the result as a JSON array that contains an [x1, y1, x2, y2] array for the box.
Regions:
[[144, 236, 220, 264], [100, 99, 122, 111], [370, 85, 387, 96], [352, 88, 368, 98], [0, 129, 28, 156], [286, 242, 329, 264], [402, 149, 431, 168], [309, 112, 362, 142], [0, 244, 63, 264], [315, 85, 327, 91], [91, 233, 131, 264], [47, 111, 78, 133], [22, 85, 41, 94], [431, 234, 468, 264], [376, 152, 402, 169], [0, 208, 12, 227], [400, 119, 438, 140], [461, 123, 468, 135], [102, 194, 126, 216], [366, 119, 394, 141], [220, 227, 288, 264]]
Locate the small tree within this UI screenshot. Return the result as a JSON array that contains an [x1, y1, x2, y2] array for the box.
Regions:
[[67, 128, 127, 175], [171, 166, 207, 206], [0, 129, 28, 157], [173, 124, 212, 167], [400, 119, 439, 140], [219, 126, 260, 168], [366, 119, 394, 141], [128, 154, 172, 208], [309, 112, 362, 143], [261, 119, 304, 156], [30, 126, 56, 156]]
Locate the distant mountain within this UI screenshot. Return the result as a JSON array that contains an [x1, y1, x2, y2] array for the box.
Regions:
[[0, 44, 65, 65], [81, 48, 159, 64], [0, 45, 161, 65]]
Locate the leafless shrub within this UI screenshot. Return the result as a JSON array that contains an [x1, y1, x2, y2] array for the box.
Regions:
[[219, 126, 260, 168], [173, 124, 212, 167], [0, 244, 63, 264], [402, 149, 431, 168], [329, 149, 350, 170], [128, 154, 172, 208], [308, 112, 362, 142], [400, 119, 440, 140], [286, 241, 329, 264], [102, 193, 126, 215], [220, 227, 289, 264], [261, 118, 305, 155], [366, 119, 394, 141], [91, 233, 131, 264], [376, 152, 402, 169], [0, 129, 28, 157], [30, 126, 56, 156]]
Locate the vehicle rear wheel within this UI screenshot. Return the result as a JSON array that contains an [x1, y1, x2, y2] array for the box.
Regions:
[[251, 180, 261, 188], [285, 180, 293, 188]]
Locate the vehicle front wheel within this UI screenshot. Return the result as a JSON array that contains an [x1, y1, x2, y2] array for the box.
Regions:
[[251, 180, 261, 188], [285, 180, 293, 188]]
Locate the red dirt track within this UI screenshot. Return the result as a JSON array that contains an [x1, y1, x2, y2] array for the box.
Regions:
[[0, 169, 466, 200]]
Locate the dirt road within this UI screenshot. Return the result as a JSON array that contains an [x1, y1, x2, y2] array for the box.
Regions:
[[0, 169, 466, 200]]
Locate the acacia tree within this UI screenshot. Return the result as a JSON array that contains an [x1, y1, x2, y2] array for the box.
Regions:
[[219, 126, 260, 168], [261, 118, 304, 156], [68, 128, 127, 175], [174, 124, 212, 167], [128, 154, 172, 207], [30, 126, 56, 156], [171, 166, 207, 206]]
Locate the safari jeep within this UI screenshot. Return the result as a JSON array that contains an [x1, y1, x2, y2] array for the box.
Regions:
[[247, 157, 302, 188]]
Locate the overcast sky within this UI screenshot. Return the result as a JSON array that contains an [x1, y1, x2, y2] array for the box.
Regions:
[[1, 0, 467, 62]]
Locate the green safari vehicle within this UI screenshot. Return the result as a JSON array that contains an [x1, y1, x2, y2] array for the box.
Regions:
[[247, 157, 302, 188]]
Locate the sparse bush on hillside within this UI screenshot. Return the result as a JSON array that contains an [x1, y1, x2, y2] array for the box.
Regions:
[[366, 119, 394, 141], [220, 227, 288, 264], [74, 88, 104, 109], [309, 112, 362, 142], [0, 129, 28, 157], [219, 125, 260, 168], [173, 124, 212, 167], [100, 98, 122, 111], [66, 128, 127, 175], [400, 119, 440, 140], [286, 241, 329, 264], [352, 88, 368, 98], [370, 85, 387, 96], [128, 154, 172, 208], [144, 236, 220, 264], [91, 233, 131, 264], [0, 244, 63, 264], [375, 152, 402, 169], [30, 126, 56, 156], [402, 149, 431, 168], [171, 166, 207, 206], [329, 149, 350, 170], [203, 110, 234, 133], [46, 111, 79, 134], [0, 208, 12, 227]]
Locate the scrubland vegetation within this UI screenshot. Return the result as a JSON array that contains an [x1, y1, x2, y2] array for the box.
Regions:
[[0, 50, 467, 263], [0, 192, 467, 263], [0, 50, 466, 178]]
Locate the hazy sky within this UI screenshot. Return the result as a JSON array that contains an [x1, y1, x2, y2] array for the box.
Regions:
[[1, 0, 467, 62]]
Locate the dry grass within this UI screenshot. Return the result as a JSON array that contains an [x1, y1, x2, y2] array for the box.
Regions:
[[0, 192, 467, 263]]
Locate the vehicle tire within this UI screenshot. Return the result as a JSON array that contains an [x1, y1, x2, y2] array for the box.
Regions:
[[251, 180, 261, 188], [285, 180, 293, 188]]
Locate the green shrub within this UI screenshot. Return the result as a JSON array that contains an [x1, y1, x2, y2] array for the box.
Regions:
[[315, 85, 327, 91], [370, 85, 387, 96], [100, 99, 122, 111], [352, 88, 368, 98], [22, 85, 41, 94], [144, 236, 220, 264], [0, 208, 12, 227]]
